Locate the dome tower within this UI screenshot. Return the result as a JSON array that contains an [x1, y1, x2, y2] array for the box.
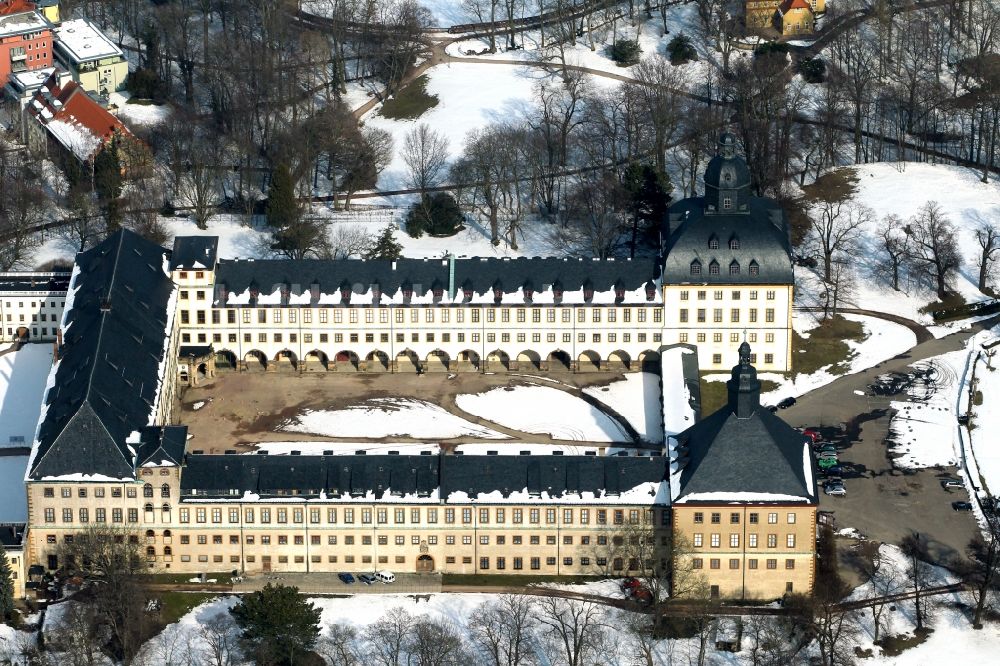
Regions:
[[703, 133, 751, 215]]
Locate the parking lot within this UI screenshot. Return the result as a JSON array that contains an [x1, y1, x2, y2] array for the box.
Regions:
[[233, 571, 443, 595], [780, 332, 981, 567]]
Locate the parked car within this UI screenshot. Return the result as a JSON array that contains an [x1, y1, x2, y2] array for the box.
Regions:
[[819, 465, 844, 477], [338, 572, 355, 584], [764, 405, 778, 413], [359, 574, 376, 585], [941, 479, 963, 489], [621, 577, 641, 594], [777, 397, 797, 409], [374, 570, 395, 584], [824, 484, 847, 496], [800, 428, 822, 442], [952, 501, 974, 512], [817, 452, 839, 461], [815, 444, 838, 454], [818, 457, 840, 469]]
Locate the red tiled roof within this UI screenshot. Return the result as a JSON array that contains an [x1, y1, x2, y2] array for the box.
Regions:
[[779, 0, 812, 10], [0, 0, 36, 16], [27, 72, 133, 161]]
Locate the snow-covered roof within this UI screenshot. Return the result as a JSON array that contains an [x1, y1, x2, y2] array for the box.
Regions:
[[44, 118, 101, 162], [0, 10, 47, 38], [54, 18, 123, 63]]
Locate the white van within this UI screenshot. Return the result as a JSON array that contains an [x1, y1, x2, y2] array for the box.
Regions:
[[374, 570, 395, 584]]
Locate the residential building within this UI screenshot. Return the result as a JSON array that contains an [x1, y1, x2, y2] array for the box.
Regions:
[[0, 11, 52, 85], [34, 0, 57, 23], [670, 343, 817, 599], [25, 71, 146, 176], [0, 524, 26, 599], [775, 0, 815, 36], [0, 271, 70, 343], [661, 133, 794, 373], [53, 19, 126, 95], [745, 0, 822, 29]]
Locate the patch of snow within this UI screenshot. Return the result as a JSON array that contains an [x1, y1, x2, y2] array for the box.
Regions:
[[456, 385, 631, 442], [0, 344, 53, 448], [675, 491, 812, 503], [583, 372, 663, 443], [117, 101, 171, 126], [247, 441, 440, 456], [282, 398, 509, 440], [192, 401, 206, 411]]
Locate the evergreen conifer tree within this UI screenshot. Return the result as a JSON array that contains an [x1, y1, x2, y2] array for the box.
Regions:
[[364, 225, 403, 260], [0, 548, 16, 622], [266, 163, 300, 230]]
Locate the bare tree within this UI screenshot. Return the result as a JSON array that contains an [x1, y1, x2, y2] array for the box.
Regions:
[[905, 201, 962, 300], [532, 597, 606, 666], [975, 221, 1000, 292], [200, 611, 240, 666], [404, 618, 470, 666], [316, 624, 362, 665], [364, 606, 415, 666], [741, 613, 792, 666], [959, 512, 1000, 628], [809, 200, 872, 283], [328, 224, 376, 259], [468, 594, 536, 666], [403, 124, 450, 192], [177, 158, 223, 230], [851, 540, 904, 643], [900, 532, 935, 631], [47, 601, 103, 666], [877, 214, 909, 292]]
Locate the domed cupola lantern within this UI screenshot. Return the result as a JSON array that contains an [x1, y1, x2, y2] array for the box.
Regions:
[[703, 133, 751, 215]]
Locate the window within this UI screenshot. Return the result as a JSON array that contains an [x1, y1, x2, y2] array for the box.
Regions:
[[749, 261, 759, 276], [768, 512, 777, 524], [729, 261, 740, 275], [787, 534, 796, 548], [690, 260, 702, 276], [693, 533, 703, 547], [710, 558, 720, 569], [710, 534, 720, 548], [730, 534, 739, 547], [714, 309, 723, 323], [786, 559, 796, 569], [749, 534, 758, 548], [787, 513, 796, 524], [765, 354, 774, 364], [749, 512, 759, 524], [729, 237, 740, 249], [768, 534, 777, 548], [723, 197, 732, 210], [692, 558, 703, 569], [709, 261, 720, 275], [730, 558, 740, 569], [767, 559, 777, 570], [708, 237, 719, 250]]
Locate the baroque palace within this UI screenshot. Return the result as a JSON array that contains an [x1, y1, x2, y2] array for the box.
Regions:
[[11, 135, 814, 600]]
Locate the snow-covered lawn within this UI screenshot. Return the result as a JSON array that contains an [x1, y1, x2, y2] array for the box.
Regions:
[[802, 163, 1000, 324], [887, 350, 968, 470], [455, 385, 631, 442], [968, 330, 1000, 495], [583, 372, 663, 443], [364, 62, 542, 191], [281, 398, 509, 440], [0, 344, 54, 448], [116, 101, 172, 127]]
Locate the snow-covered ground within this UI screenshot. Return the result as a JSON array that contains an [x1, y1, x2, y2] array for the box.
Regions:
[[967, 331, 1000, 495], [583, 372, 663, 443], [281, 398, 509, 440], [888, 350, 968, 470], [0, 343, 53, 448], [455, 385, 631, 442], [801, 163, 1000, 324], [0, 455, 29, 522], [364, 62, 542, 191]]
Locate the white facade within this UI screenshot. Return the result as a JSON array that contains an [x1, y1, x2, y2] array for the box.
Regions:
[[662, 283, 793, 373], [0, 273, 69, 343]]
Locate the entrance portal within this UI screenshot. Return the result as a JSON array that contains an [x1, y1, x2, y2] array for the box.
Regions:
[[416, 554, 435, 573]]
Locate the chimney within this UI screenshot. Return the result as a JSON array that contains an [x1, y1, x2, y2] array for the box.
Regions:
[[727, 341, 760, 419], [448, 254, 456, 300]]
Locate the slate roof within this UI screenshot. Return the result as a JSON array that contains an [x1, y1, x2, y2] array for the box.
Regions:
[[662, 196, 793, 285], [181, 454, 441, 499], [441, 454, 668, 500], [170, 236, 218, 271], [0, 273, 71, 294], [136, 426, 187, 467], [0, 523, 25, 548], [213, 256, 659, 299], [28, 230, 176, 480], [673, 349, 816, 503], [180, 454, 669, 503]]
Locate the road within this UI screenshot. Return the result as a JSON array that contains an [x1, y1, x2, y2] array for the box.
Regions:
[[781, 315, 1000, 567]]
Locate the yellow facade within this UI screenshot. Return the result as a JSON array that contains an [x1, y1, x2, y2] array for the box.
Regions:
[[777, 7, 815, 36], [39, 5, 57, 22], [673, 504, 816, 599], [26, 473, 670, 577], [746, 0, 782, 28]]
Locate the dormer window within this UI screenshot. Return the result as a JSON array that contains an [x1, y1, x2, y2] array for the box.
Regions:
[[583, 288, 594, 302], [690, 260, 702, 276], [432, 286, 444, 302], [729, 237, 740, 250], [523, 287, 534, 303], [493, 286, 503, 304], [708, 236, 719, 250], [709, 261, 720, 275], [724, 172, 732, 183], [723, 196, 733, 210], [339, 285, 351, 303], [372, 285, 382, 304], [463, 287, 473, 302], [729, 260, 740, 275], [614, 287, 625, 304], [749, 261, 759, 276], [644, 282, 656, 301], [553, 287, 564, 303]]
